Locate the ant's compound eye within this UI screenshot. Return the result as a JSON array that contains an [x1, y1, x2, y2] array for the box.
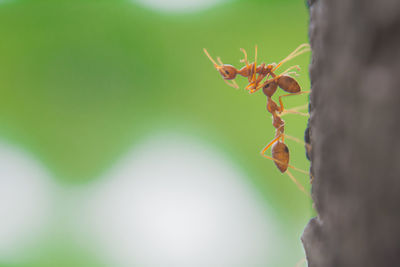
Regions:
[[224, 70, 230, 75]]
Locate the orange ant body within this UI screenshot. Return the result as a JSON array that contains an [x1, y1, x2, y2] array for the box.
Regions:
[[204, 44, 310, 196]]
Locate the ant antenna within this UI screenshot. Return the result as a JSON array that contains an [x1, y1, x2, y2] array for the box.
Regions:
[[272, 44, 310, 72], [203, 48, 221, 69]]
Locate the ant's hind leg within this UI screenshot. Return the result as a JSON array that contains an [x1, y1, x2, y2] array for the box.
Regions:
[[284, 134, 305, 146], [278, 91, 310, 114], [261, 154, 310, 197], [282, 111, 309, 117], [261, 154, 309, 175], [286, 170, 310, 197], [280, 65, 301, 76], [272, 44, 310, 72], [283, 133, 312, 156], [282, 103, 308, 113], [260, 131, 308, 176], [280, 104, 309, 117]]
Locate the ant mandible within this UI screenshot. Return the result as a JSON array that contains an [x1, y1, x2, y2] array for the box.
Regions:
[[203, 44, 311, 196]]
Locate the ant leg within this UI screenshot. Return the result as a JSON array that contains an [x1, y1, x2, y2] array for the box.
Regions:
[[286, 170, 311, 197], [252, 45, 258, 82], [280, 65, 301, 76], [261, 154, 309, 175], [278, 91, 310, 114], [247, 71, 267, 93], [261, 154, 310, 197], [260, 134, 282, 155], [272, 44, 310, 72], [240, 48, 250, 68], [224, 79, 239, 89], [260, 132, 310, 178], [283, 133, 312, 154], [280, 103, 309, 117], [281, 110, 309, 117], [284, 134, 305, 145], [280, 103, 308, 116]]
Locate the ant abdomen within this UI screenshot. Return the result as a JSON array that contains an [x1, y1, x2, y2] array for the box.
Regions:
[[277, 75, 301, 93], [272, 141, 289, 173]]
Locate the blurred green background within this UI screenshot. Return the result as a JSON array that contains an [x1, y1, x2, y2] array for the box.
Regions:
[[0, 0, 311, 266]]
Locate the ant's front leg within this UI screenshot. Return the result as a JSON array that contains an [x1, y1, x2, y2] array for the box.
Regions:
[[247, 71, 268, 93], [240, 48, 250, 69]]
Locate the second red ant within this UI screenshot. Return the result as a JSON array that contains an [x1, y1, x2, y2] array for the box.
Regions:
[[204, 44, 311, 196]]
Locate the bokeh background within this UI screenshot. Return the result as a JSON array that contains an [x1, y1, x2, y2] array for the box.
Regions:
[[0, 0, 312, 266]]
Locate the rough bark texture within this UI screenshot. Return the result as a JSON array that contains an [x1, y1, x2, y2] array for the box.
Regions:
[[302, 1, 400, 267]]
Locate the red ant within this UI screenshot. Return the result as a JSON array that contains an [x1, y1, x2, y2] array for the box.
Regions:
[[204, 44, 311, 196], [203, 44, 309, 94]]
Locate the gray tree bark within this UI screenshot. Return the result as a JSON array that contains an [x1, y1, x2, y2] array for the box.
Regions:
[[302, 0, 400, 267]]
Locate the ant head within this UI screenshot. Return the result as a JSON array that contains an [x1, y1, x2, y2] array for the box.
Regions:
[[218, 65, 237, 80], [204, 48, 237, 80], [204, 48, 239, 88]]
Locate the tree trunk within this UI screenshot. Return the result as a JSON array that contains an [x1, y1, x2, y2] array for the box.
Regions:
[[302, 0, 400, 267]]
